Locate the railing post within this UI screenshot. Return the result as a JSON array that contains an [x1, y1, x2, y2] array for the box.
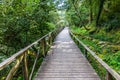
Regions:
[[51, 33, 53, 43], [77, 40, 79, 46], [49, 33, 52, 45], [84, 48, 87, 58], [23, 52, 29, 80], [52, 32, 55, 39], [44, 38, 47, 56], [78, 41, 80, 48], [41, 39, 46, 57], [106, 71, 112, 80]]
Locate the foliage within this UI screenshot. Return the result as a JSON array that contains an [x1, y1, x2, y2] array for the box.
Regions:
[[0, 0, 60, 58], [66, 0, 120, 32]]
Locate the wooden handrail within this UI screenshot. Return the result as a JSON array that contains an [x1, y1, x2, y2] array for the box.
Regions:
[[0, 27, 64, 80], [70, 31, 120, 80]]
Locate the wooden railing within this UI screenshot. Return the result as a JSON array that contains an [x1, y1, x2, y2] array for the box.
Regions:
[[0, 27, 64, 80], [70, 31, 120, 80]]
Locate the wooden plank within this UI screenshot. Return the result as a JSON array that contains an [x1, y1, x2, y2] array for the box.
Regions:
[[38, 70, 96, 73], [35, 78, 100, 80], [36, 73, 99, 78]]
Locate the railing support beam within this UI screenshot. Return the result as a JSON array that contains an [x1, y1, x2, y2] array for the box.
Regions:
[[23, 52, 29, 80], [29, 50, 39, 80]]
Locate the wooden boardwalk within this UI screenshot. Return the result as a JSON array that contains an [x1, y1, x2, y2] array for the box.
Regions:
[[34, 27, 100, 80]]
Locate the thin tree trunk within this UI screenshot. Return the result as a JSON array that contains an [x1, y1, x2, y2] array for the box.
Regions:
[[89, 0, 93, 23], [96, 0, 105, 26]]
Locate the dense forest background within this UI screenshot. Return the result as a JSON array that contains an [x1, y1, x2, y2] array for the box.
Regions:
[[0, 0, 120, 79]]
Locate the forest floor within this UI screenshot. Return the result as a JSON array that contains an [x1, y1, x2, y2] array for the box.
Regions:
[[71, 26, 120, 74]]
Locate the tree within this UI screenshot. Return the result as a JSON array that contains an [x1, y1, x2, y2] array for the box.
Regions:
[[96, 0, 105, 26]]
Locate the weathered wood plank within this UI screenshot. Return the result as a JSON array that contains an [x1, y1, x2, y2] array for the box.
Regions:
[[35, 78, 100, 80], [36, 73, 99, 78]]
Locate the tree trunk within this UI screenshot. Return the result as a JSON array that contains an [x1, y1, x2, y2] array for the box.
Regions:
[[96, 0, 105, 26], [89, 0, 93, 23]]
